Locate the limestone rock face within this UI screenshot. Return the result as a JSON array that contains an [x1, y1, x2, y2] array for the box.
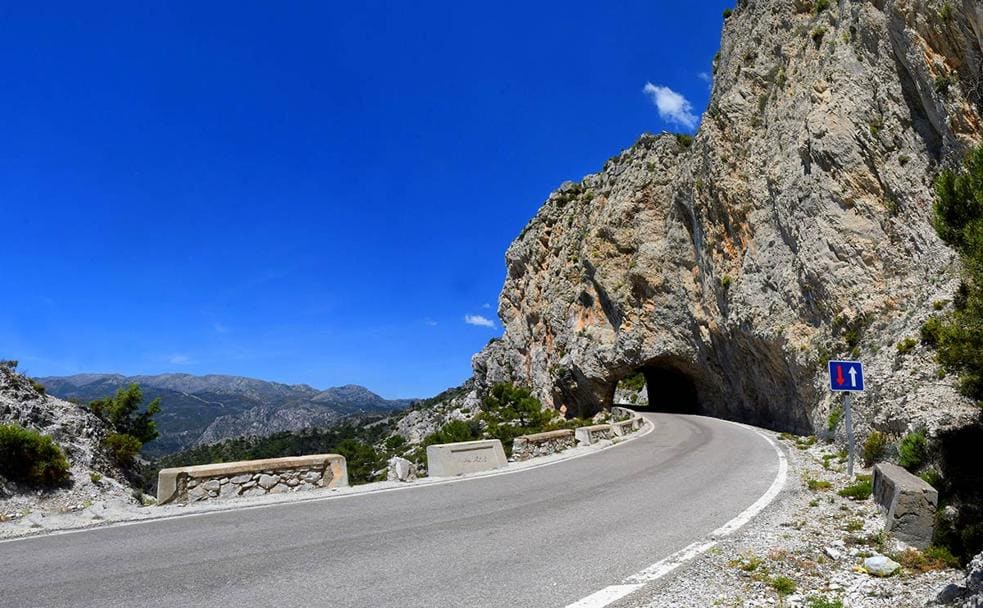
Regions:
[[473, 0, 983, 434]]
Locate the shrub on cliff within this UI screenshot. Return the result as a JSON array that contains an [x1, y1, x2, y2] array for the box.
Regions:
[[898, 430, 928, 471], [89, 383, 161, 470], [480, 383, 555, 455], [0, 423, 70, 486], [862, 431, 887, 466], [928, 146, 983, 403], [102, 433, 142, 467]]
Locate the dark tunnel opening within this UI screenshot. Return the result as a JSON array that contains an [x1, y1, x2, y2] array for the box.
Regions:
[[642, 364, 700, 414], [613, 359, 705, 415]]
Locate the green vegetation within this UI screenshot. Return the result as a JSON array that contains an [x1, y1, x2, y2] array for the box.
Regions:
[[478, 383, 558, 456], [898, 431, 928, 471], [619, 372, 646, 394], [103, 433, 142, 467], [806, 597, 843, 608], [862, 431, 887, 466], [29, 379, 46, 395], [939, 2, 953, 21], [728, 553, 762, 572], [814, 0, 830, 13], [826, 404, 843, 432], [844, 518, 864, 532], [934, 73, 958, 96], [891, 546, 960, 572], [89, 471, 102, 483], [722, 8, 733, 19], [721, 274, 733, 290], [769, 575, 796, 596], [896, 337, 918, 355], [89, 384, 161, 470], [675, 134, 694, 149], [924, 145, 983, 403], [0, 423, 70, 486], [838, 475, 873, 500], [920, 467, 944, 489], [806, 478, 832, 491]]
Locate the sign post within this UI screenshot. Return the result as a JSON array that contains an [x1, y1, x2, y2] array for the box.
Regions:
[[828, 360, 865, 478]]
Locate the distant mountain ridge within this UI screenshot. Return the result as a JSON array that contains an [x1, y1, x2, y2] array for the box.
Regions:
[[39, 373, 415, 457]]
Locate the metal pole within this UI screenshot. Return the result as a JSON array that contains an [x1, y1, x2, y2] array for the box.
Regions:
[[844, 392, 854, 478]]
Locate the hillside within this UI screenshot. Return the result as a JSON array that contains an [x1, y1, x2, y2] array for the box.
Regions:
[[0, 362, 139, 519], [40, 373, 414, 456]]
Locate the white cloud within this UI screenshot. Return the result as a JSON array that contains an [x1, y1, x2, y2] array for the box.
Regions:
[[424, 318, 438, 327], [464, 314, 495, 328], [697, 72, 712, 89], [213, 322, 230, 334], [481, 303, 492, 309], [642, 83, 699, 130], [168, 354, 192, 365]]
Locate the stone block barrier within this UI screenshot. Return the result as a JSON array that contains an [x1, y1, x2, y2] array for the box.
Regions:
[[426, 439, 508, 477], [511, 429, 576, 461], [157, 454, 348, 505], [872, 462, 938, 549], [575, 424, 614, 445], [611, 416, 643, 436], [611, 406, 635, 421]]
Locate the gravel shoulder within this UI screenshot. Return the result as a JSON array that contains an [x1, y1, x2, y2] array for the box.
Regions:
[[613, 431, 962, 608]]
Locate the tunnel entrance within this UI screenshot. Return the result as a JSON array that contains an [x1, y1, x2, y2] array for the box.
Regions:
[[642, 365, 699, 414], [613, 360, 702, 415]]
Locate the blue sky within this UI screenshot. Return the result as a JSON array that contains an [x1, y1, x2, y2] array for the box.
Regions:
[[1, 1, 730, 398]]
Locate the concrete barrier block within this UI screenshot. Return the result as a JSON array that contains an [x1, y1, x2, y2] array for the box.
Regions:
[[873, 462, 938, 549], [575, 424, 613, 445], [426, 439, 508, 477]]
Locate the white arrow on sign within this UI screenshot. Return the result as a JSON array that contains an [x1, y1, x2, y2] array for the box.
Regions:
[[848, 367, 857, 387]]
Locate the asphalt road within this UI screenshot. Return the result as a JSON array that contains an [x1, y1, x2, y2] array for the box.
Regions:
[[0, 414, 780, 608]]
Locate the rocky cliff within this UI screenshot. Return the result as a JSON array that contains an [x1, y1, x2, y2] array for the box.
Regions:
[[0, 363, 138, 519], [472, 0, 983, 438]]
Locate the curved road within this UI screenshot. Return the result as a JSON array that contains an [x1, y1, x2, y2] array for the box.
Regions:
[[0, 414, 780, 608]]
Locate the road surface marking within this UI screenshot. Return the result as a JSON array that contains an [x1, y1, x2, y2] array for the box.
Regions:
[[563, 420, 788, 608], [565, 585, 646, 608]]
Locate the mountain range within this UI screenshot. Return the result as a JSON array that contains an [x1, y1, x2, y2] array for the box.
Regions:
[[39, 373, 414, 456]]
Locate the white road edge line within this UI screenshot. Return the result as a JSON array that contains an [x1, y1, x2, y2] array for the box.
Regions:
[[1, 416, 656, 544], [564, 584, 646, 608], [563, 420, 788, 608]]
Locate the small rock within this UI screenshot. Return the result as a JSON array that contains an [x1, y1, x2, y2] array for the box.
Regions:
[[824, 546, 842, 560], [864, 554, 901, 577], [230, 474, 251, 484], [966, 552, 983, 593], [936, 583, 967, 604], [257, 474, 279, 490], [387, 457, 417, 482], [201, 479, 221, 492]]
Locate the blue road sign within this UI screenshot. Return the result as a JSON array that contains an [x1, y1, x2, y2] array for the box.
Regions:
[[828, 360, 864, 392]]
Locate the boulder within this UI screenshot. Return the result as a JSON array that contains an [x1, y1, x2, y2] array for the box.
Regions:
[[386, 457, 417, 482], [864, 554, 900, 577]]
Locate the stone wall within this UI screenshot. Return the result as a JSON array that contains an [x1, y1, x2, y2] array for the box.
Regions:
[[511, 429, 576, 461], [157, 454, 347, 505]]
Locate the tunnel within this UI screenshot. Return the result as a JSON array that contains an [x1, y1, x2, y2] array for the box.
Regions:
[[612, 358, 706, 415], [642, 363, 700, 414]]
